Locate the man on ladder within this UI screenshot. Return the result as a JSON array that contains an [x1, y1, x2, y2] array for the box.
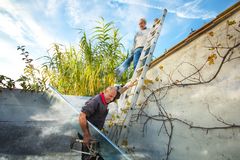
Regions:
[[121, 9, 168, 127], [114, 18, 150, 76]]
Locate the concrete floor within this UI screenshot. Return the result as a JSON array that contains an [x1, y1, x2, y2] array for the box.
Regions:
[[0, 88, 90, 160]]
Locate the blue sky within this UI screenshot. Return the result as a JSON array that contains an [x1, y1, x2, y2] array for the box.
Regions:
[[0, 0, 238, 79]]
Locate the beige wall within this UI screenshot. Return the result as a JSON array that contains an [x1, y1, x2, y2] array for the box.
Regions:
[[107, 7, 240, 160]]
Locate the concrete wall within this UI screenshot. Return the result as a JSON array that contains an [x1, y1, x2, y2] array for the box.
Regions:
[[107, 5, 240, 160]]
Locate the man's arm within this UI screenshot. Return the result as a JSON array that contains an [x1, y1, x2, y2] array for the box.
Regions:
[[79, 112, 91, 146], [79, 97, 98, 146], [118, 85, 128, 94], [118, 80, 137, 94]]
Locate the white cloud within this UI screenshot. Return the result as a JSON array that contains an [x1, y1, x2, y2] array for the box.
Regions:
[[0, 1, 57, 49], [45, 0, 64, 16], [0, 39, 25, 80], [66, 0, 105, 31], [32, 0, 64, 17], [0, 0, 63, 80], [111, 0, 165, 10], [112, 0, 216, 20], [0, 13, 32, 45], [175, 0, 216, 19]]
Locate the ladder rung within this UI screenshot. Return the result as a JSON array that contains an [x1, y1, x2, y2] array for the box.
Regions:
[[143, 43, 151, 50], [150, 26, 159, 35], [152, 20, 161, 28], [147, 35, 155, 43], [140, 54, 149, 61], [136, 66, 143, 72]]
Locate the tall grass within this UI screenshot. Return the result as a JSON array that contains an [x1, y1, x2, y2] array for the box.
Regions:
[[41, 18, 129, 96]]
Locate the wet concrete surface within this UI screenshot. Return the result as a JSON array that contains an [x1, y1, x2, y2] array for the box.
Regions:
[[0, 88, 90, 159]]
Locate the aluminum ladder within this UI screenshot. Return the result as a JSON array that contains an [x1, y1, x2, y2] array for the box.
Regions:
[[124, 9, 168, 126]]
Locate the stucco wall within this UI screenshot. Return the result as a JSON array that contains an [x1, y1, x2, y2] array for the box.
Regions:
[[106, 6, 240, 160]]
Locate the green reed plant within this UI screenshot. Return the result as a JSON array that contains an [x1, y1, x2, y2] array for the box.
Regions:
[[41, 18, 130, 96], [0, 18, 131, 95]]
